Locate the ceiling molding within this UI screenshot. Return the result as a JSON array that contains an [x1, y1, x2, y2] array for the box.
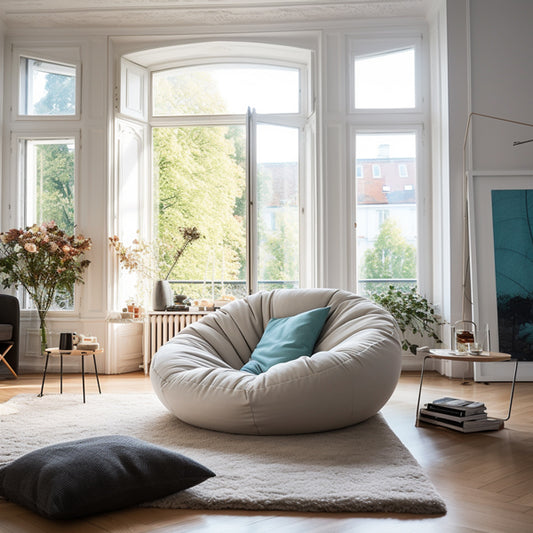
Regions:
[[0, 1, 427, 29]]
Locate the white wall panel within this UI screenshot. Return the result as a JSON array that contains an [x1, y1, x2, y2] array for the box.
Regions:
[[469, 0, 533, 171]]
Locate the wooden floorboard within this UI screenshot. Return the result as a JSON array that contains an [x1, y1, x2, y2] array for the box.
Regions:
[[1, 370, 532, 532]]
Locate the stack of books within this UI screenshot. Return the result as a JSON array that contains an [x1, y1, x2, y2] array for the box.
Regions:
[[418, 396, 503, 433]]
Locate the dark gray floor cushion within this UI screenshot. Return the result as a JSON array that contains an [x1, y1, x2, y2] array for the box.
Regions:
[[0, 435, 215, 519]]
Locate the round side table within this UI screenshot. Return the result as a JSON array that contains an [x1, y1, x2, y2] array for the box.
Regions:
[[415, 349, 518, 426]]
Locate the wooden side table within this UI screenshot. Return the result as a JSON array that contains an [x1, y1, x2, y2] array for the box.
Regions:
[[39, 348, 103, 403], [415, 349, 518, 427]]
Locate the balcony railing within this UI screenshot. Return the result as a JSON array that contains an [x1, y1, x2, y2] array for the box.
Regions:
[[357, 278, 416, 297], [167, 278, 415, 300], [168, 279, 299, 300]]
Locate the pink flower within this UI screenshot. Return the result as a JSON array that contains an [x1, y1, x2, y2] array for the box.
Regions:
[[24, 242, 38, 253]]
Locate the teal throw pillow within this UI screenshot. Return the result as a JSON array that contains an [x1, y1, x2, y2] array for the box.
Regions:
[[241, 306, 330, 375]]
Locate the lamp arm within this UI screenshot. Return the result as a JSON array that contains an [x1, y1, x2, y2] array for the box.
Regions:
[[461, 112, 533, 321], [513, 138, 533, 146]]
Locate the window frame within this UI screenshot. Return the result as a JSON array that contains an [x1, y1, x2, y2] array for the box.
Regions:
[[348, 31, 430, 295], [352, 125, 428, 294], [18, 136, 78, 231], [9, 45, 83, 314], [11, 132, 81, 312], [151, 62, 303, 117], [140, 50, 313, 296], [13, 48, 81, 121], [348, 36, 423, 115]]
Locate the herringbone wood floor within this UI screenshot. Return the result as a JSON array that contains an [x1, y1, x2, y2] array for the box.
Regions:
[[1, 371, 532, 532]]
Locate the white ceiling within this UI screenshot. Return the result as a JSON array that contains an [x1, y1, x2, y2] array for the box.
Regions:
[[0, 0, 427, 29]]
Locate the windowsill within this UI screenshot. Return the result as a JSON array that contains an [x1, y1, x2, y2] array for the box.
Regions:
[[20, 310, 81, 319]]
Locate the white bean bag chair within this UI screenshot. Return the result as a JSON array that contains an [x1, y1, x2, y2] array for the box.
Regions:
[[150, 288, 401, 435]]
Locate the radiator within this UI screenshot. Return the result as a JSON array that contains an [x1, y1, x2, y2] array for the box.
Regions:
[[144, 312, 207, 373]]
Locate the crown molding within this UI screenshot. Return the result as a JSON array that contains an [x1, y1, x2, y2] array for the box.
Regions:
[[0, 1, 426, 29]]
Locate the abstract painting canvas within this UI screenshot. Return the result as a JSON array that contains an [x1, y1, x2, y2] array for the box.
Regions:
[[469, 172, 533, 381], [491, 189, 533, 361]]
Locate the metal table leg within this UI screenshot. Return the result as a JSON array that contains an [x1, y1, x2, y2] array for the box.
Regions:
[[81, 355, 86, 403], [415, 355, 430, 426], [60, 355, 63, 394], [39, 352, 51, 397], [503, 359, 519, 421], [93, 354, 102, 394]]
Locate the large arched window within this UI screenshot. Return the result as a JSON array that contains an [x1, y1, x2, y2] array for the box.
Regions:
[[114, 42, 314, 307]]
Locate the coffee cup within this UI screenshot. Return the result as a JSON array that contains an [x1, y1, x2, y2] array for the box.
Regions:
[[59, 333, 74, 350]]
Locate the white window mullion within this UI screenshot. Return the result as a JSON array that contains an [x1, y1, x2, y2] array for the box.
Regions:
[[246, 108, 258, 295]]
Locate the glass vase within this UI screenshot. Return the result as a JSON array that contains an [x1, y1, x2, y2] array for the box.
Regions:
[[37, 310, 48, 355]]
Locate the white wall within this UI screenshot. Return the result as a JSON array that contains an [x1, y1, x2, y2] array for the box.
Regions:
[[1, 35, 111, 373], [445, 0, 470, 332], [429, 0, 533, 378], [0, 21, 4, 227], [3, 22, 430, 373], [469, 0, 533, 171], [427, 0, 533, 324], [2, 0, 531, 374]]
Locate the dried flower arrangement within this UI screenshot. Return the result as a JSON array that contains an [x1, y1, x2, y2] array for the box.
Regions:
[[0, 221, 92, 352], [108, 227, 201, 280]]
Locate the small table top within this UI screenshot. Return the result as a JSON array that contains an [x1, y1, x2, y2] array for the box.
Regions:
[[428, 348, 511, 363], [45, 347, 103, 356]]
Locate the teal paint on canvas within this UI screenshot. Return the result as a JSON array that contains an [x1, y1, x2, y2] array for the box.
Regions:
[[491, 189, 533, 361]]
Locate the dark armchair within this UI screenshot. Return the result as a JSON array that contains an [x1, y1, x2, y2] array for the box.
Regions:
[[0, 294, 19, 378]]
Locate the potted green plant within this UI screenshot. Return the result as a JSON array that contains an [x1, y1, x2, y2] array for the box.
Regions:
[[369, 285, 443, 354]]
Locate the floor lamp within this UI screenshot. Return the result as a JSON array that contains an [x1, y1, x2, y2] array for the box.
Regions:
[[461, 112, 533, 349]]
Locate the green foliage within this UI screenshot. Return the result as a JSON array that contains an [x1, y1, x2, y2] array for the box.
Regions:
[[152, 69, 300, 298], [361, 217, 416, 280], [370, 285, 442, 354], [259, 207, 298, 282], [34, 71, 76, 115], [153, 125, 245, 295], [153, 72, 246, 297], [33, 143, 75, 232], [153, 71, 227, 116]]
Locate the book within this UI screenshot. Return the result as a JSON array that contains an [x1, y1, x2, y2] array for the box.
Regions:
[[418, 413, 503, 433], [426, 397, 486, 416], [425, 404, 487, 417], [419, 408, 487, 423]]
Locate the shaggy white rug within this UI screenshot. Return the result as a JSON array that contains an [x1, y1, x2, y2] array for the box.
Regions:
[[0, 393, 446, 514]]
